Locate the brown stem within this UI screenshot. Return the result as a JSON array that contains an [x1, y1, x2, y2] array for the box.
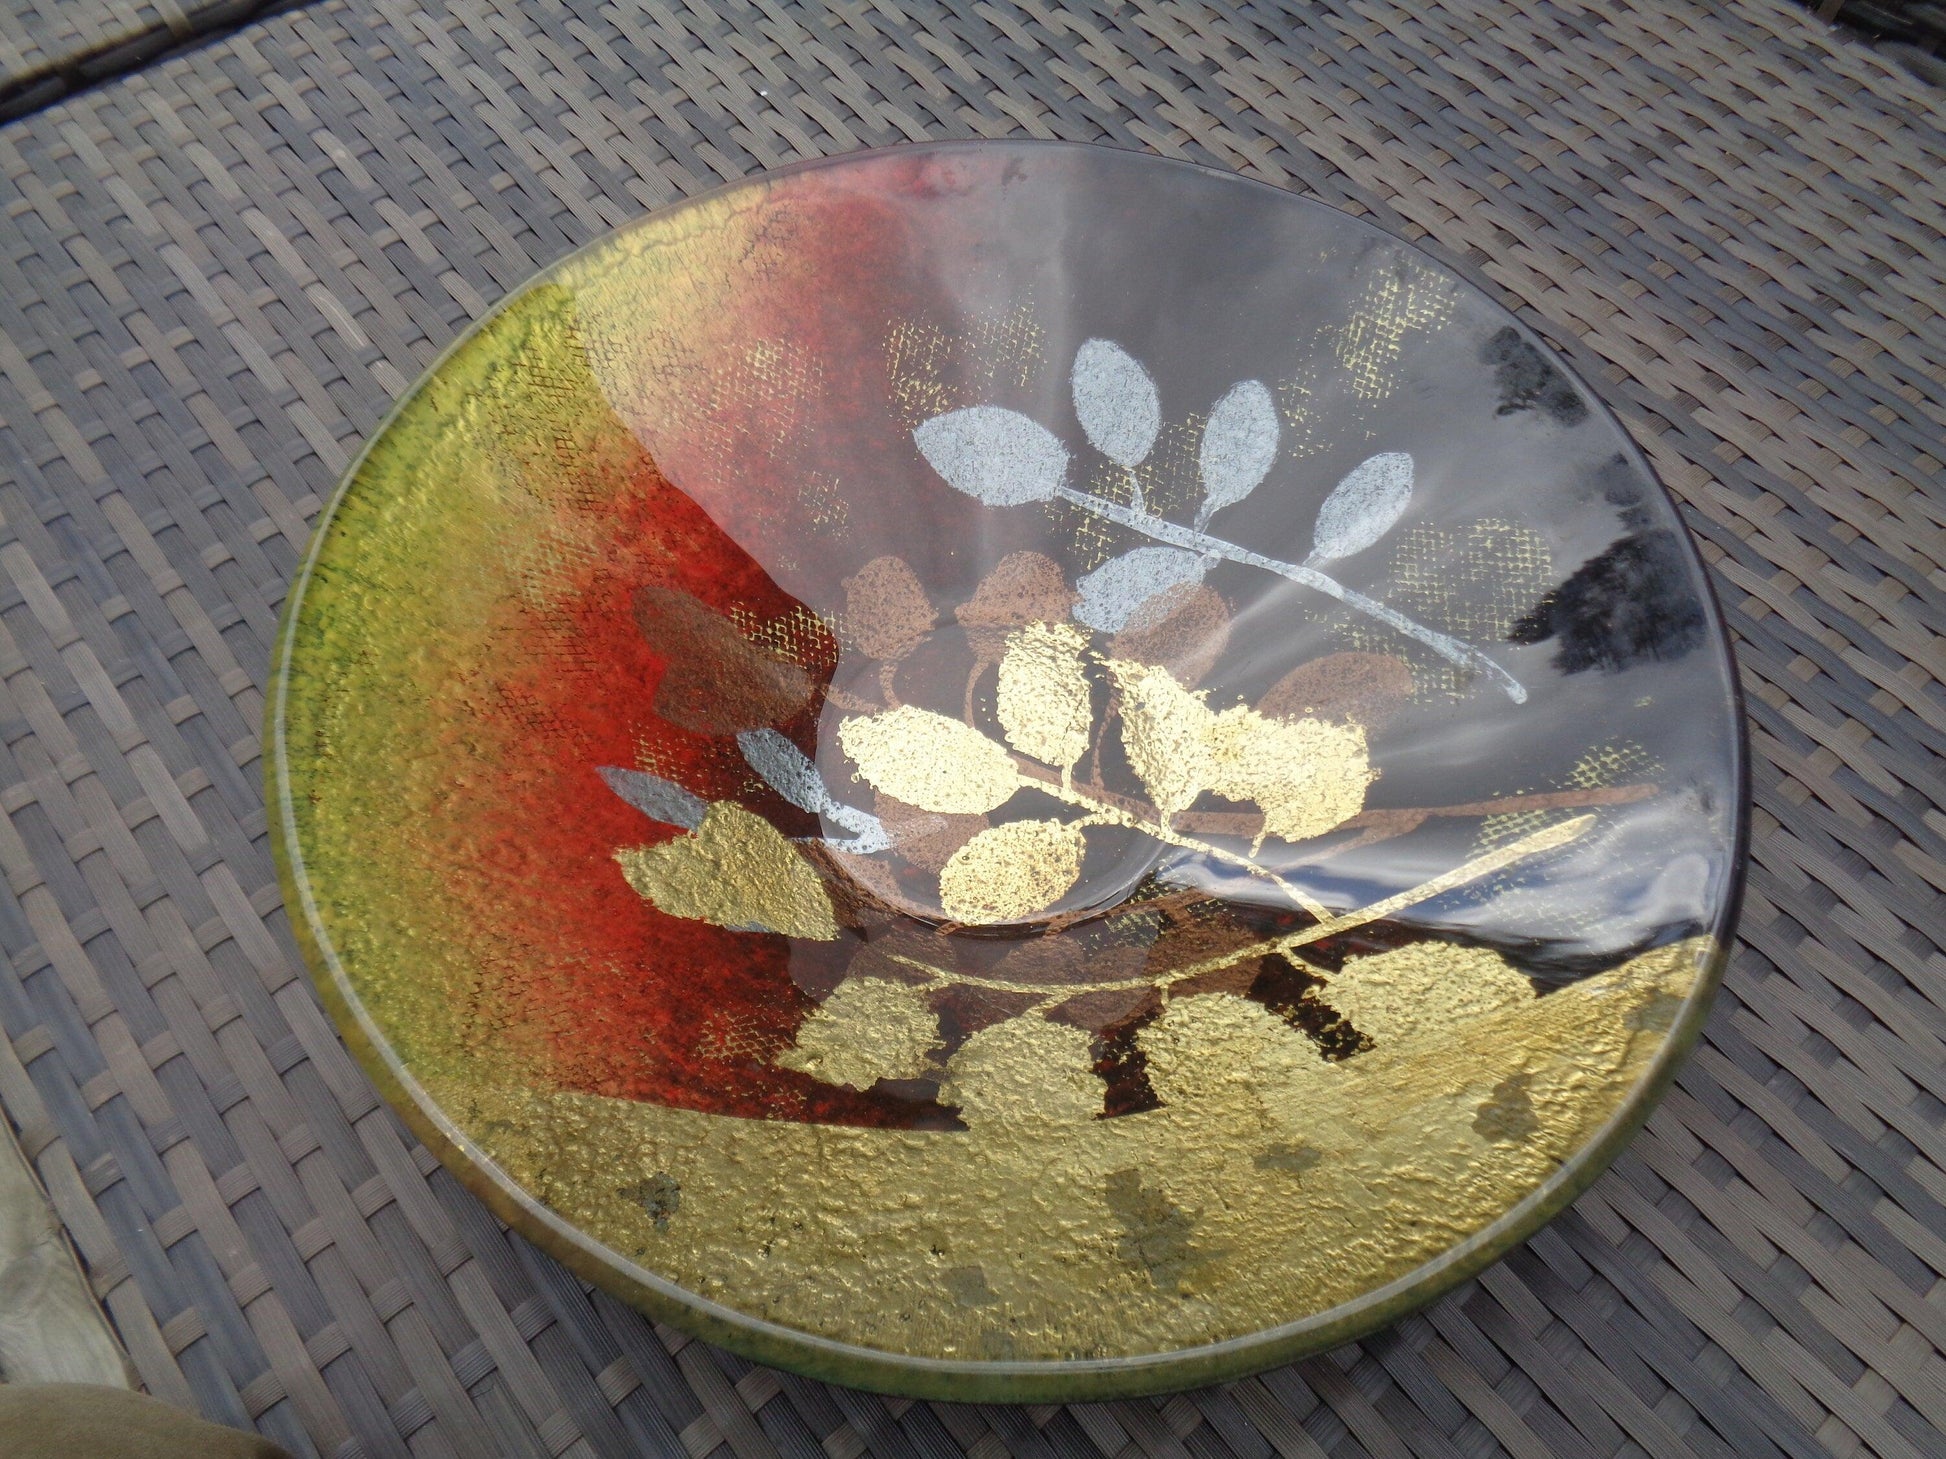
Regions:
[[824, 685, 880, 714], [963, 654, 992, 726]]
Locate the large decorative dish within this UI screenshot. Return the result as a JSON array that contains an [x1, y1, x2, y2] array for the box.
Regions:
[[269, 142, 1746, 1400]]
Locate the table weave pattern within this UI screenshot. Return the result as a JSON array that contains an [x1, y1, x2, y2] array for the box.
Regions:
[[0, 1, 1941, 1456]]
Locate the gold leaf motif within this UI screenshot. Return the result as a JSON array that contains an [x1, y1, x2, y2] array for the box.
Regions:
[[1139, 993, 1336, 1109], [1321, 943, 1534, 1045], [1105, 658, 1213, 819], [616, 802, 836, 940], [996, 622, 1092, 772], [938, 1013, 1102, 1127], [1204, 706, 1373, 846], [938, 819, 1085, 925], [776, 977, 941, 1089], [838, 705, 1020, 814]]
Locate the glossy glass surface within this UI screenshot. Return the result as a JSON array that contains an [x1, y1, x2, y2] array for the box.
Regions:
[[270, 142, 1745, 1399]]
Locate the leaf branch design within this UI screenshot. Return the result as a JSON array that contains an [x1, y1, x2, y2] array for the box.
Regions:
[[1022, 760, 1333, 920], [1049, 484, 1525, 702], [878, 814, 1594, 1003], [913, 339, 1529, 702]]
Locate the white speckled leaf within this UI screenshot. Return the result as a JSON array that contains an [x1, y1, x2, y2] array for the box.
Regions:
[[1310, 452, 1413, 562], [1071, 339, 1160, 468], [914, 407, 1069, 505], [736, 729, 831, 812], [1197, 380, 1279, 524], [1073, 547, 1207, 632], [597, 767, 706, 830]]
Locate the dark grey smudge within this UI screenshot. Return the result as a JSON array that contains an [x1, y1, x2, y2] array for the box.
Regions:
[[1482, 325, 1589, 425], [1510, 529, 1706, 672]]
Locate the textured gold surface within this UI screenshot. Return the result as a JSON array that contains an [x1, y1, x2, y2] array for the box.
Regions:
[[777, 977, 942, 1090], [427, 937, 1706, 1359], [1106, 658, 1371, 844], [839, 706, 1022, 815], [1204, 705, 1371, 847], [939, 819, 1086, 924], [997, 623, 1093, 773], [1106, 658, 1212, 820], [1325, 943, 1537, 1043], [617, 802, 838, 941]]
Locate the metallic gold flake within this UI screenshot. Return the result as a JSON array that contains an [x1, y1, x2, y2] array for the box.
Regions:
[[1204, 704, 1372, 846], [1139, 993, 1336, 1108], [616, 802, 837, 940], [1104, 658, 1371, 845], [1104, 658, 1212, 819], [422, 938, 1708, 1361], [838, 705, 1021, 815], [938, 819, 1085, 925], [938, 1013, 1102, 1127], [776, 977, 942, 1089], [997, 622, 1092, 772], [1321, 943, 1535, 1046]]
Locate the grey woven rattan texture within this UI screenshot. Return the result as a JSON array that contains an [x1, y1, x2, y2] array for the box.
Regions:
[[0, 0, 1941, 1455], [0, 0, 301, 120]]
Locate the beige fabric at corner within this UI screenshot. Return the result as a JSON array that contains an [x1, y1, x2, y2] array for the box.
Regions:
[[0, 1384, 294, 1459]]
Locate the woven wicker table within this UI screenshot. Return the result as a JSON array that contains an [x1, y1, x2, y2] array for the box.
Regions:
[[0, 1, 1940, 1455]]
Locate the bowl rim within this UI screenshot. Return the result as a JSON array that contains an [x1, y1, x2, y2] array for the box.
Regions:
[[266, 137, 1751, 1402]]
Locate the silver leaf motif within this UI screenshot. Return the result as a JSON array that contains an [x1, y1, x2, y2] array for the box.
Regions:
[[1070, 339, 1160, 469], [914, 407, 1068, 505], [598, 767, 706, 830], [1073, 546, 1209, 632], [1196, 380, 1279, 527], [1309, 452, 1413, 563], [737, 729, 891, 853], [737, 729, 829, 812]]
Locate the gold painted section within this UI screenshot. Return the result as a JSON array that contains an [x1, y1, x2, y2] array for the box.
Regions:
[[617, 803, 838, 942], [1325, 943, 1537, 1044], [427, 938, 1707, 1361], [938, 819, 1086, 925], [1106, 658, 1370, 843], [997, 623, 1092, 773], [939, 1015, 1103, 1128], [1106, 658, 1211, 819], [838, 706, 1021, 815], [1204, 705, 1371, 847], [777, 978, 942, 1090]]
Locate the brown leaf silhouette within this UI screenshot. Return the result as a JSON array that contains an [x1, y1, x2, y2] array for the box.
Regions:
[[633, 584, 814, 735], [843, 555, 935, 661], [1110, 582, 1231, 688], [1258, 651, 1413, 730], [873, 792, 987, 874], [956, 551, 1075, 657]]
